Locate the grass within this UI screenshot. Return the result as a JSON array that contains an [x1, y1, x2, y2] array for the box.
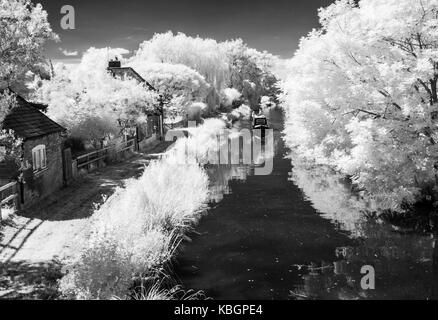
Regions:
[[130, 285, 207, 301], [58, 120, 222, 300], [116, 278, 207, 300]]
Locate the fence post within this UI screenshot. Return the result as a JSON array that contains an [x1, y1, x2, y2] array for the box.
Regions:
[[14, 182, 21, 211], [72, 159, 78, 179], [0, 181, 21, 217]]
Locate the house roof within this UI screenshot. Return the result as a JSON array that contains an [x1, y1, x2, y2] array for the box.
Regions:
[[2, 94, 66, 140], [107, 66, 157, 91], [16, 94, 47, 111]]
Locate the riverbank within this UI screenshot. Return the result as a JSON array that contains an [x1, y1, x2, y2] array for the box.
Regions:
[[57, 118, 227, 300]]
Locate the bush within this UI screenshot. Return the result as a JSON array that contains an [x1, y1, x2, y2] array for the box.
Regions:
[[187, 102, 207, 124], [229, 104, 251, 121], [221, 88, 242, 109], [59, 226, 174, 300], [166, 118, 226, 166]]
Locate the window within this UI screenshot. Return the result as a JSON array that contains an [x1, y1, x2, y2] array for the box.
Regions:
[[32, 145, 47, 172]]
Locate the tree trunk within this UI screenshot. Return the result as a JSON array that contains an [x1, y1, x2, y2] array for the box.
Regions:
[[431, 78, 437, 105]]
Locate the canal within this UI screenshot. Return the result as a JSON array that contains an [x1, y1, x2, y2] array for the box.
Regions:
[[174, 108, 438, 300]]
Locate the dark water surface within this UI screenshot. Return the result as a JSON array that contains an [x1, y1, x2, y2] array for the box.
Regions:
[[174, 109, 438, 300]]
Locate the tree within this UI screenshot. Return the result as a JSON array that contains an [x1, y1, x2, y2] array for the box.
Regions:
[[281, 0, 438, 212], [0, 0, 55, 162], [129, 32, 280, 111], [0, 0, 57, 87], [223, 39, 281, 110], [0, 91, 23, 162], [38, 48, 158, 147], [131, 62, 210, 120], [130, 32, 230, 93]]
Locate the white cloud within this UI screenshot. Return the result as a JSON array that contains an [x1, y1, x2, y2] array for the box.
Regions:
[[59, 47, 79, 56], [52, 58, 81, 66]]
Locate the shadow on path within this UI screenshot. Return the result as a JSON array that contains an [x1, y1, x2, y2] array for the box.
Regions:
[[0, 260, 62, 299], [0, 141, 173, 264]]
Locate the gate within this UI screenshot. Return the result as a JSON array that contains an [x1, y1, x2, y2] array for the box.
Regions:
[[62, 148, 73, 186]]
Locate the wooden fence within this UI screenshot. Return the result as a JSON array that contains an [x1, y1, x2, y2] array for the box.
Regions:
[[0, 181, 19, 220], [0, 139, 137, 219], [75, 138, 136, 172]]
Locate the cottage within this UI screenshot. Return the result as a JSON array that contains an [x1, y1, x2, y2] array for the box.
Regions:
[[107, 58, 164, 149], [0, 92, 66, 207]]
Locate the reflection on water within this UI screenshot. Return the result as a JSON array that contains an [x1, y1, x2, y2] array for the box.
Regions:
[[175, 108, 438, 300], [279, 108, 438, 299], [290, 164, 369, 238], [206, 117, 280, 204], [289, 155, 438, 299], [207, 165, 251, 203]]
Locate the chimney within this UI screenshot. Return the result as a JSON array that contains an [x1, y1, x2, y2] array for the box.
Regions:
[[108, 57, 121, 68]]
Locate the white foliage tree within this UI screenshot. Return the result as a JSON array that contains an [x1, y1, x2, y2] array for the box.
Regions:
[[223, 39, 280, 109], [282, 0, 438, 212], [0, 0, 56, 162], [129, 32, 280, 112], [131, 62, 210, 120], [0, 0, 57, 86], [38, 48, 158, 147], [130, 32, 230, 92]]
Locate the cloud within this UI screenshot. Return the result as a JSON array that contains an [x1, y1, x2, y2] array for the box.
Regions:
[[59, 48, 79, 56], [111, 48, 130, 55], [52, 58, 81, 66]]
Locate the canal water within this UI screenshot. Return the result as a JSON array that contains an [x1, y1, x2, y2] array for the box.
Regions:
[[174, 108, 438, 300]]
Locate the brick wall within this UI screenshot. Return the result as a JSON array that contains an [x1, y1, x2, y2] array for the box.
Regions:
[[20, 133, 64, 207]]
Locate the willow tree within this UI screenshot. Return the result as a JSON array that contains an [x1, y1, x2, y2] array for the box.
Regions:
[[130, 32, 230, 92]]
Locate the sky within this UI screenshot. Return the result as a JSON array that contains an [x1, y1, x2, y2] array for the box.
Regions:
[[35, 0, 334, 64]]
